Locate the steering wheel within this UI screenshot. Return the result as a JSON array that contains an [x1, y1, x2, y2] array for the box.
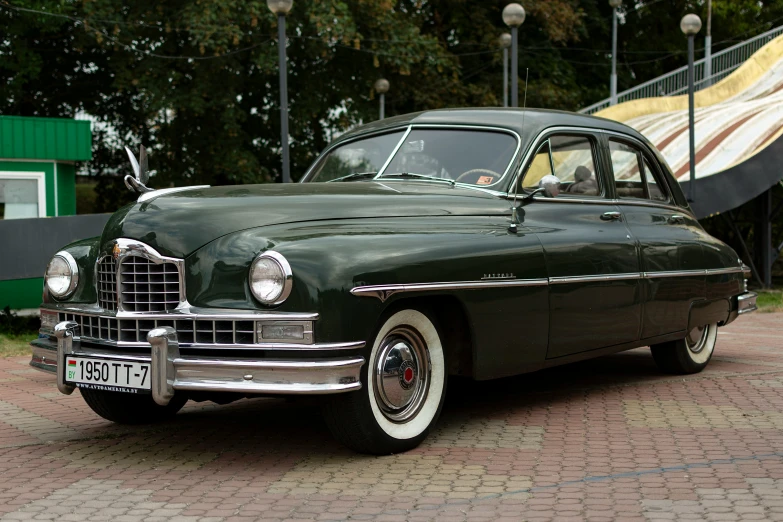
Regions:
[[455, 168, 502, 185]]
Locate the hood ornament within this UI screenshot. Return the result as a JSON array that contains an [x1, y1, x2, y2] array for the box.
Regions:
[[124, 145, 154, 194]]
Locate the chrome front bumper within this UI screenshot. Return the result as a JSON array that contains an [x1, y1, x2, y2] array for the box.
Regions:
[[33, 322, 365, 405]]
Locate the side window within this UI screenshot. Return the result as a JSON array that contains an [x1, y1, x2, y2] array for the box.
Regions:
[[609, 139, 670, 202], [521, 135, 601, 197], [521, 141, 553, 190], [643, 157, 667, 202], [550, 136, 600, 196]]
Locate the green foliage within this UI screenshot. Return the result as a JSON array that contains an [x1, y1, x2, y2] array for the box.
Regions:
[[3, 0, 783, 211], [0, 307, 39, 336]]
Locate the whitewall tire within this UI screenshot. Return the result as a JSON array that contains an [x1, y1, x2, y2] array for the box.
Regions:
[[651, 322, 718, 374], [322, 307, 447, 454]]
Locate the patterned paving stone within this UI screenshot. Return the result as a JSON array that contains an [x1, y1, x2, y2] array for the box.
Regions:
[[0, 312, 781, 521]]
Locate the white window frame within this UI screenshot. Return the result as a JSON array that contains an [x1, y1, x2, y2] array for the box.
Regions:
[[0, 171, 47, 218]]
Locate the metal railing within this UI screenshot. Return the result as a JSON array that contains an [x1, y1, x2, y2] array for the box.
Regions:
[[580, 25, 783, 115]]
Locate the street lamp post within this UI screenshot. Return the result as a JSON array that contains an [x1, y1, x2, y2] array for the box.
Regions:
[[705, 0, 713, 86], [502, 4, 526, 108], [681, 13, 702, 202], [609, 0, 622, 105], [374, 79, 389, 120], [499, 33, 512, 107], [268, 0, 293, 183]]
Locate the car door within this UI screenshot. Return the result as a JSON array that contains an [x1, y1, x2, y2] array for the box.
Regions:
[[604, 134, 705, 338], [519, 131, 643, 358]]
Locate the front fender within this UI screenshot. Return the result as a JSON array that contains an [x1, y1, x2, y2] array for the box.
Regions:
[[185, 215, 537, 345]]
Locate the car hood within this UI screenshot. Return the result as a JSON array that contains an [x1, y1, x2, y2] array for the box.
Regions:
[[101, 181, 508, 258]]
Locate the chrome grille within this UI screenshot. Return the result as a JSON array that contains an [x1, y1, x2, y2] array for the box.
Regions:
[[97, 257, 118, 311], [59, 312, 256, 345], [120, 257, 181, 312]]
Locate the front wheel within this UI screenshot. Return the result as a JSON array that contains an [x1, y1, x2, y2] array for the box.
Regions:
[[80, 388, 188, 424], [322, 308, 447, 454], [650, 323, 718, 374]]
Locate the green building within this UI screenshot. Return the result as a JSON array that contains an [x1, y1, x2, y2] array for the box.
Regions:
[[0, 115, 93, 310], [0, 115, 91, 219]]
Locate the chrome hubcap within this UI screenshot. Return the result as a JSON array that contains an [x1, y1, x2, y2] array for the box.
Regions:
[[374, 326, 431, 423], [686, 325, 709, 354]]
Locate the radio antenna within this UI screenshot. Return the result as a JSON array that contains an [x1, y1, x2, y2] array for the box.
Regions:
[[508, 68, 530, 234]]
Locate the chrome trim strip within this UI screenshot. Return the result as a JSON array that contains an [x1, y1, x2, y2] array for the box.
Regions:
[[375, 126, 412, 179], [643, 269, 705, 279], [32, 332, 363, 353], [549, 273, 642, 285], [137, 185, 210, 203], [351, 278, 549, 302], [352, 267, 747, 300], [705, 267, 745, 276], [40, 303, 319, 322]]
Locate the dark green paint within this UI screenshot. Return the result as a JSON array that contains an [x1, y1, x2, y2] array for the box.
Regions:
[[50, 110, 747, 381]]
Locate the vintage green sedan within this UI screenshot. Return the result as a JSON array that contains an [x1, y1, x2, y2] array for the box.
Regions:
[[32, 109, 757, 454]]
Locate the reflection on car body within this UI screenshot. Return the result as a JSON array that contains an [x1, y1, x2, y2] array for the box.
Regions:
[[32, 109, 757, 454]]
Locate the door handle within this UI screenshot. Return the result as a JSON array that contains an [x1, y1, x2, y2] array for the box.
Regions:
[[668, 214, 685, 224], [601, 211, 622, 221]]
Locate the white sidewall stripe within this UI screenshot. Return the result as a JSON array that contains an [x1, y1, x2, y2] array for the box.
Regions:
[[368, 310, 445, 440]]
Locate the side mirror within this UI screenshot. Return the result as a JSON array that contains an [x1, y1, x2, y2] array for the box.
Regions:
[[539, 174, 561, 198]]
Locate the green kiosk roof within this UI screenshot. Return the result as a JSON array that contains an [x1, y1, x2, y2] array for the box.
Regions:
[[0, 115, 92, 161]]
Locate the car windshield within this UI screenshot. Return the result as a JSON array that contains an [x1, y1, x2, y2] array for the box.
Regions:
[[380, 129, 517, 187], [307, 128, 518, 188], [307, 131, 405, 183]]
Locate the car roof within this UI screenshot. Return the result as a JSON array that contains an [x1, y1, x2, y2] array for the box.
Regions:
[[334, 107, 647, 144]]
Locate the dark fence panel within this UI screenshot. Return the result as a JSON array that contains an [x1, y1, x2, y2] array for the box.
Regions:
[[0, 214, 111, 281]]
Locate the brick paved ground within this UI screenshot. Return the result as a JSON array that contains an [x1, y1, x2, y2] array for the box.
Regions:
[[1, 313, 782, 521]]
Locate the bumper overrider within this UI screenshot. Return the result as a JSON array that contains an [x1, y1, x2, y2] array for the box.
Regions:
[[32, 309, 366, 405]]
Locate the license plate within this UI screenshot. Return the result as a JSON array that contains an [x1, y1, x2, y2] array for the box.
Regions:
[[65, 356, 151, 393]]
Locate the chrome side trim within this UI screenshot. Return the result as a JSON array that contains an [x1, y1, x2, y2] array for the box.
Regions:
[[643, 269, 705, 279], [705, 267, 745, 276], [351, 278, 549, 302], [549, 273, 642, 284], [352, 268, 747, 300]]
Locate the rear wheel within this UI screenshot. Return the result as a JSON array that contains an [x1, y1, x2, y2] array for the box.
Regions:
[[322, 308, 447, 454], [650, 323, 718, 374], [80, 388, 188, 424]]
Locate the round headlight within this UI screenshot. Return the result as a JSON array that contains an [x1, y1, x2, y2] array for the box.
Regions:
[[46, 251, 79, 298], [249, 250, 292, 305]]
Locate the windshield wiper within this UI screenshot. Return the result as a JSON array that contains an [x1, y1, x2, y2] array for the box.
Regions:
[[379, 172, 456, 186], [325, 172, 378, 182]]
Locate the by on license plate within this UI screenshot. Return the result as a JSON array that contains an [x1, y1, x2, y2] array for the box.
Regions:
[[65, 356, 151, 393]]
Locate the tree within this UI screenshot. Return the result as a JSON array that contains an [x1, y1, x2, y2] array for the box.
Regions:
[[4, 0, 783, 214]]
